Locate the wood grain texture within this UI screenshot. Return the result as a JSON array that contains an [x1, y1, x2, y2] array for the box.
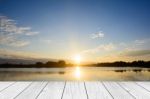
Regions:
[[0, 82, 150, 99], [119, 82, 150, 99], [37, 82, 65, 99], [15, 82, 48, 99], [136, 82, 150, 91], [103, 82, 134, 99], [62, 82, 87, 99], [85, 81, 113, 99], [0, 82, 32, 99], [0, 82, 15, 92]]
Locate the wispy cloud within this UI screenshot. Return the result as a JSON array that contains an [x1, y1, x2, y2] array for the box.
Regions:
[[25, 31, 39, 36], [120, 49, 150, 57], [40, 39, 51, 44], [116, 39, 150, 57], [123, 38, 150, 51], [0, 48, 47, 59], [91, 31, 104, 39], [134, 40, 145, 45], [81, 43, 116, 54], [0, 15, 39, 47], [81, 39, 150, 62], [95, 49, 150, 62], [0, 35, 30, 47]]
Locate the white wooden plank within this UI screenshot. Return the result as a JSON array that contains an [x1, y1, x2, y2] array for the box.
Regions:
[[136, 82, 150, 91], [119, 82, 150, 99], [62, 82, 87, 99], [0, 82, 15, 91], [37, 82, 65, 99], [85, 82, 113, 99], [103, 82, 134, 99], [15, 82, 48, 99], [0, 81, 150, 99], [0, 82, 32, 99]]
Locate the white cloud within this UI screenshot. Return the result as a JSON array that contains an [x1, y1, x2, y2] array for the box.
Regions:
[[91, 31, 104, 39], [41, 39, 51, 44], [120, 50, 150, 57], [134, 40, 146, 45], [99, 43, 116, 51], [0, 15, 39, 47], [119, 42, 127, 47], [123, 38, 150, 51], [25, 31, 39, 36], [81, 38, 150, 62], [81, 43, 116, 54], [8, 41, 30, 47]]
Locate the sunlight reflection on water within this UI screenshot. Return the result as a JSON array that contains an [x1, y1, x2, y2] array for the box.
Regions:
[[74, 66, 81, 79], [0, 67, 150, 81]]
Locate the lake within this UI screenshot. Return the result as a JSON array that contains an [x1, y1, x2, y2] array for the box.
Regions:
[[0, 66, 150, 81]]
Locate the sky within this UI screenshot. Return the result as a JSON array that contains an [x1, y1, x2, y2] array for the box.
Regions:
[[0, 0, 150, 62]]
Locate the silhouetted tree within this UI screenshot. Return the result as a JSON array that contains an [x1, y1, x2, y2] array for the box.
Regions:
[[58, 60, 66, 66], [46, 61, 57, 66], [36, 62, 43, 65], [0, 60, 150, 68]]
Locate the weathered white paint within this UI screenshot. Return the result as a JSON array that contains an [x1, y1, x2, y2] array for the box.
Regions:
[[119, 82, 150, 99], [85, 81, 113, 99], [103, 82, 134, 99], [0, 82, 32, 99], [37, 82, 65, 99], [15, 82, 47, 99], [62, 82, 87, 99], [0, 82, 150, 99]]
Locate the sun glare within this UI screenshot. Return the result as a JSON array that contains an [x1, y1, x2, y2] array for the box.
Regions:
[[74, 66, 81, 79], [73, 54, 82, 64]]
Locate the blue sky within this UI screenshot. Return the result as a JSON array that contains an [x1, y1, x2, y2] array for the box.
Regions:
[[0, 0, 150, 62]]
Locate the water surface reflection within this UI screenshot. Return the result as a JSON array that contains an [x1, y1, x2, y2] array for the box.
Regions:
[[0, 67, 150, 81]]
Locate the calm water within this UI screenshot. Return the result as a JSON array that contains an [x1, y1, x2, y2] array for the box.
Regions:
[[0, 66, 150, 81]]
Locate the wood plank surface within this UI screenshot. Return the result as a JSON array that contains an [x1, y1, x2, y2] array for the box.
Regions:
[[136, 82, 150, 91], [0, 82, 150, 99], [0, 82, 32, 99], [85, 81, 113, 99], [15, 82, 48, 99], [0, 82, 15, 92], [37, 82, 65, 99], [62, 82, 88, 99], [119, 82, 150, 99], [103, 82, 134, 99]]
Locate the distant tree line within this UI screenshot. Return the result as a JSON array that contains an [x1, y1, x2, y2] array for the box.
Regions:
[[0, 60, 72, 68], [94, 60, 150, 68], [0, 60, 150, 68]]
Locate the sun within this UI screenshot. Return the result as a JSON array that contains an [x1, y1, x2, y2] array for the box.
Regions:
[[73, 54, 82, 64]]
